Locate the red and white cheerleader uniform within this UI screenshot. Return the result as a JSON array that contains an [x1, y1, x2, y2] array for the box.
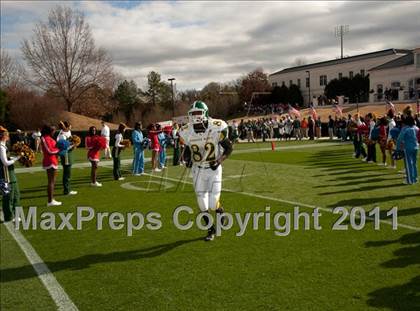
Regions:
[[85, 136, 100, 162], [149, 130, 160, 152], [41, 135, 59, 169]]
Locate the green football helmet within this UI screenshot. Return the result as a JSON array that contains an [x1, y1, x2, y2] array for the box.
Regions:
[[188, 100, 209, 125]]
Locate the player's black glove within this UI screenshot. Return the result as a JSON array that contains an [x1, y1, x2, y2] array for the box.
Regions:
[[210, 160, 220, 171], [183, 146, 193, 167]]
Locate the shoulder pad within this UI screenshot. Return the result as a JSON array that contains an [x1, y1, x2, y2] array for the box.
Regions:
[[209, 119, 228, 131]]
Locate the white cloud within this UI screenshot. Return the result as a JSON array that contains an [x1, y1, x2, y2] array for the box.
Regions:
[[1, 0, 420, 90]]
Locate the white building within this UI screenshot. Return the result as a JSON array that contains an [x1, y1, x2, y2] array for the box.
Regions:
[[369, 47, 420, 102], [268, 48, 418, 105]]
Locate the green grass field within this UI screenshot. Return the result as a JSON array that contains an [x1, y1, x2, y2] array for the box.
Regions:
[[1, 140, 419, 310]]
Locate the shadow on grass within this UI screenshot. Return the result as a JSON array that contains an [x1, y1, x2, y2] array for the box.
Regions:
[[0, 237, 202, 283], [322, 169, 384, 176], [327, 194, 420, 207], [365, 232, 420, 310], [313, 176, 402, 188], [319, 183, 406, 196], [327, 173, 386, 182]]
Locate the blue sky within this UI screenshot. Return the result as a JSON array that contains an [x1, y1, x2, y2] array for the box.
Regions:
[[104, 1, 143, 9], [1, 1, 420, 90]]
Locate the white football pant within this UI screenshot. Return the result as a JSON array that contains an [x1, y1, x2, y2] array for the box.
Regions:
[[191, 164, 222, 212]]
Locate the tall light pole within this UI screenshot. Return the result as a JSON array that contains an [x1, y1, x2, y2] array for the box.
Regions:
[[168, 78, 175, 117], [306, 70, 310, 106], [335, 25, 349, 59]]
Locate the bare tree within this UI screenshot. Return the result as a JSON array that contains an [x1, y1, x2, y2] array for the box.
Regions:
[[21, 5, 113, 112], [0, 49, 24, 89]]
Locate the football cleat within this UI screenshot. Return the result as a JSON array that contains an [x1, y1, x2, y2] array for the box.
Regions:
[[205, 227, 215, 242]]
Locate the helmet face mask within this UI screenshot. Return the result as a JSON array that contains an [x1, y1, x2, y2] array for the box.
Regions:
[[188, 101, 209, 125]]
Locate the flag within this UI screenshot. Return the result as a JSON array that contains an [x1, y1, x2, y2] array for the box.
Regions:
[[332, 103, 343, 117], [288, 104, 301, 118], [386, 100, 396, 114], [309, 103, 318, 120]]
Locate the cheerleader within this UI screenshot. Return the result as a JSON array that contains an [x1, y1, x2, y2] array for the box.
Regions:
[[112, 123, 127, 180], [386, 110, 397, 169], [0, 126, 21, 222], [148, 123, 161, 172], [377, 117, 389, 166], [365, 113, 377, 163], [132, 122, 144, 176], [396, 116, 419, 185], [57, 121, 77, 195], [85, 126, 102, 187], [157, 124, 167, 169], [41, 125, 61, 206]]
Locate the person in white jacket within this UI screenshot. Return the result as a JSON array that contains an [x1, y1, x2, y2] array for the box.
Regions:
[[101, 121, 111, 159], [0, 126, 21, 222]]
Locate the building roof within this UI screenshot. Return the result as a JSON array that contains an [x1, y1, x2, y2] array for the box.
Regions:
[[269, 48, 411, 76], [368, 52, 414, 71]]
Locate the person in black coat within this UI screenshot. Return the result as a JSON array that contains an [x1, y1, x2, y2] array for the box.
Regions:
[[308, 116, 314, 140]]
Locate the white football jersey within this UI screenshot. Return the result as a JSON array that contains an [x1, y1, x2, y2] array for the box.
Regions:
[[179, 118, 228, 165]]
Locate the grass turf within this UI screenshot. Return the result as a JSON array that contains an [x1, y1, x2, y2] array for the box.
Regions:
[[1, 141, 419, 310]]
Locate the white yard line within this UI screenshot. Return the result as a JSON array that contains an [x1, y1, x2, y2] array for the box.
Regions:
[[143, 172, 420, 232], [3, 220, 79, 310]]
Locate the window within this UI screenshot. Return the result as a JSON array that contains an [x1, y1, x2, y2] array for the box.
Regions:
[[416, 54, 420, 68], [349, 71, 353, 79], [297, 79, 301, 87], [306, 77, 310, 88], [360, 69, 365, 77], [377, 84, 383, 93], [272, 82, 278, 87], [282, 81, 285, 86], [338, 73, 343, 79], [289, 80, 293, 87], [391, 81, 401, 88], [320, 75, 327, 86], [416, 78, 420, 85]]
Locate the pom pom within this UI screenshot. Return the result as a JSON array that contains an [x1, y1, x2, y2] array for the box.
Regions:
[[11, 142, 36, 167], [358, 124, 369, 134], [392, 150, 404, 160], [69, 135, 81, 148], [142, 138, 151, 149], [11, 142, 25, 153], [121, 139, 131, 148], [93, 136, 107, 150], [57, 139, 70, 157], [386, 140, 395, 151]]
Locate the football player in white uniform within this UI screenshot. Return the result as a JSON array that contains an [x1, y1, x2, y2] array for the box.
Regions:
[[179, 101, 233, 241]]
